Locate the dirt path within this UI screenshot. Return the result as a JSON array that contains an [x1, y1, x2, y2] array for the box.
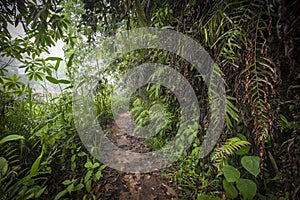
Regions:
[[93, 112, 177, 200]]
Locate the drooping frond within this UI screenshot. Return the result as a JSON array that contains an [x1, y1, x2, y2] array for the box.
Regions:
[[211, 137, 250, 169]]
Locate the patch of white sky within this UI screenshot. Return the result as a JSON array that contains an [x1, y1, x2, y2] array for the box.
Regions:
[[4, 0, 119, 96], [6, 23, 67, 95]]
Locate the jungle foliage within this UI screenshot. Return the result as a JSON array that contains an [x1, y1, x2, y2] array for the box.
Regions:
[[0, 0, 299, 199]]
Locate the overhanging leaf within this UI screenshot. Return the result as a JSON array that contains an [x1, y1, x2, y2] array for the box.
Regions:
[[54, 59, 61, 71], [45, 57, 63, 61], [46, 76, 59, 84], [58, 79, 70, 84], [0, 134, 24, 145]]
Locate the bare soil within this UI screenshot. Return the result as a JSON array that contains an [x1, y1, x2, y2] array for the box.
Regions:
[[93, 112, 177, 200]]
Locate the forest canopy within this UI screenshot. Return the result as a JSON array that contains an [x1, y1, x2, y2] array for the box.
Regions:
[[0, 0, 299, 199]]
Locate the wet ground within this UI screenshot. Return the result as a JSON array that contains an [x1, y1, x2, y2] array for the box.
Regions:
[[93, 112, 177, 200]]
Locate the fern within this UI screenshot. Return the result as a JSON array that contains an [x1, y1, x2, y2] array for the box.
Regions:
[[200, 0, 278, 158], [211, 137, 250, 169]]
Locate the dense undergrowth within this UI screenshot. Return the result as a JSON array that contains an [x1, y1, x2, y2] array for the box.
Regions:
[[1, 0, 300, 199]]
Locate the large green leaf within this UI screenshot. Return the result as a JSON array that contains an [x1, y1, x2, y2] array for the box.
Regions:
[[236, 178, 257, 200], [223, 180, 238, 199], [45, 57, 62, 71], [58, 79, 70, 84], [35, 186, 47, 198], [0, 134, 24, 145], [46, 76, 59, 84], [241, 156, 260, 177], [66, 53, 74, 68], [54, 59, 61, 71], [54, 189, 68, 200], [222, 165, 240, 182], [45, 57, 63, 61], [30, 147, 44, 176], [85, 179, 91, 192], [0, 157, 8, 177]]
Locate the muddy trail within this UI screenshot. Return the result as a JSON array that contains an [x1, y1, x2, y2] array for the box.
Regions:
[[94, 112, 178, 200]]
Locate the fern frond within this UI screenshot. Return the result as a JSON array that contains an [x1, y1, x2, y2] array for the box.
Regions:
[[211, 137, 250, 165]]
